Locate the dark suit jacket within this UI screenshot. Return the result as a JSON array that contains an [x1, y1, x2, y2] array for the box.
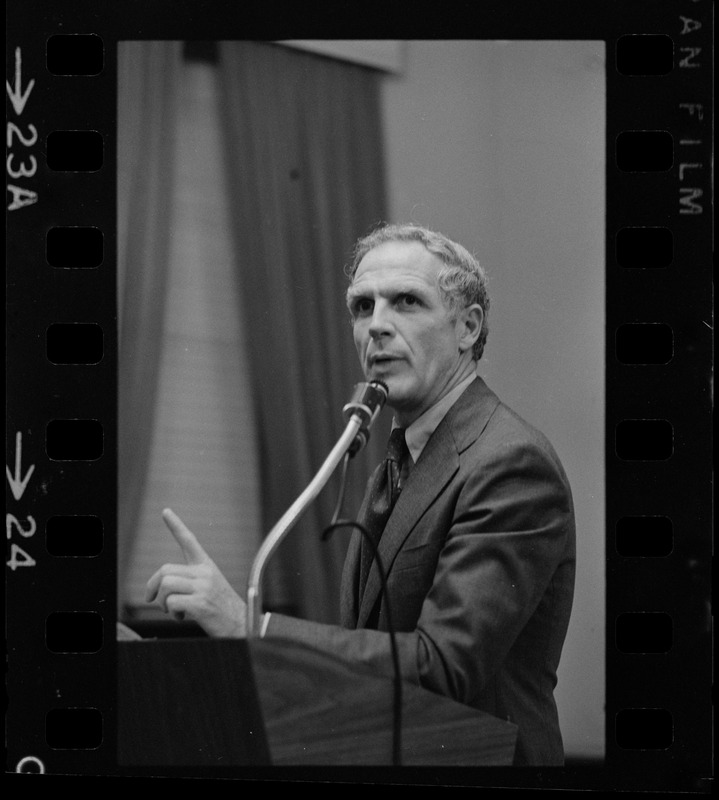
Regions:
[[267, 376, 576, 766]]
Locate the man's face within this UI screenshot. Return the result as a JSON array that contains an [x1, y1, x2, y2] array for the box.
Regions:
[[347, 240, 472, 425]]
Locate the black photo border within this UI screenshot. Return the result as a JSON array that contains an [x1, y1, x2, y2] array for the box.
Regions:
[[5, 0, 713, 791]]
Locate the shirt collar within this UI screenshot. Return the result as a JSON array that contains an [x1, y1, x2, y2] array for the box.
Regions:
[[394, 372, 477, 465]]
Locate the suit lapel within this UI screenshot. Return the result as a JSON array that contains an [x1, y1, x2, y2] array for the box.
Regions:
[[356, 377, 501, 626], [356, 430, 458, 625]]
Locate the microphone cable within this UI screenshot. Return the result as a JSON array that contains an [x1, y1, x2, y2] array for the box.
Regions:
[[323, 474, 403, 767], [328, 451, 351, 530]]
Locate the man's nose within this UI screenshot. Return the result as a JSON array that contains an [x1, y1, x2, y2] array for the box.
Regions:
[[368, 302, 395, 339]]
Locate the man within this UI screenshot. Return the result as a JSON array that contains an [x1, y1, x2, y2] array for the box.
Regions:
[[146, 223, 576, 766]]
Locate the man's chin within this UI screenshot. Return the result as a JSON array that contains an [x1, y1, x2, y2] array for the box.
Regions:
[[366, 371, 416, 410], [381, 381, 412, 411], [367, 369, 398, 391]]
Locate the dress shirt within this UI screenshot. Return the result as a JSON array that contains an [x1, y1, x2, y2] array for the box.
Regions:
[[399, 372, 477, 472]]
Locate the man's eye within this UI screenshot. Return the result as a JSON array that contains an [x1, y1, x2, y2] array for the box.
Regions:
[[398, 294, 419, 308], [352, 298, 373, 316]]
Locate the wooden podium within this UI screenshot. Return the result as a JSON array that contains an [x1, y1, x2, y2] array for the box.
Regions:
[[118, 637, 517, 767]]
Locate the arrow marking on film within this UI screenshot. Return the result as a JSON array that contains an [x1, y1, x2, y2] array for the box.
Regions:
[[6, 432, 35, 501]]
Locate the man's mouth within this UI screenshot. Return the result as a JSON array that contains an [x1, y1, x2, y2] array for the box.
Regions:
[[368, 353, 402, 368]]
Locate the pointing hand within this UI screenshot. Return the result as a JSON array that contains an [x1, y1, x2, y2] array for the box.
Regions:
[[145, 509, 247, 637]]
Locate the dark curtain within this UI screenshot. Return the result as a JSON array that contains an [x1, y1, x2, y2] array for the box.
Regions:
[[117, 42, 182, 603], [217, 42, 390, 623]]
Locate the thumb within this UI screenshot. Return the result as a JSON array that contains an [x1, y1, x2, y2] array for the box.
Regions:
[[162, 508, 208, 565]]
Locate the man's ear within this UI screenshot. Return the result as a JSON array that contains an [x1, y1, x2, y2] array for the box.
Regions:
[[458, 304, 483, 353]]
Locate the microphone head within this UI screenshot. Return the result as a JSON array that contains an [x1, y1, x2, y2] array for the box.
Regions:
[[343, 380, 388, 428], [343, 381, 388, 456]]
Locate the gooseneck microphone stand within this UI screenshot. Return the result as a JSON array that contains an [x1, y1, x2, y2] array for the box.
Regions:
[[246, 381, 388, 638]]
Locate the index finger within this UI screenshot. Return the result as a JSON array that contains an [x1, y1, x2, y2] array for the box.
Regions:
[[162, 508, 208, 565]]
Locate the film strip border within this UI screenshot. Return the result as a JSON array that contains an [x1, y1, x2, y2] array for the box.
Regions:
[[6, 19, 118, 780], [605, 9, 712, 791], [5, 1, 713, 790]]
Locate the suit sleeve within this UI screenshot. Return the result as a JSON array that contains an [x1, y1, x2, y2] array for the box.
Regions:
[[265, 427, 574, 707]]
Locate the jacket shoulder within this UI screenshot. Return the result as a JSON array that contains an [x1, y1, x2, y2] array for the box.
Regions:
[[448, 378, 571, 485]]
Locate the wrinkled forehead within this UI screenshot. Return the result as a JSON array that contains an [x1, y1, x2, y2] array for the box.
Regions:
[[346, 242, 450, 313], [351, 240, 443, 285]]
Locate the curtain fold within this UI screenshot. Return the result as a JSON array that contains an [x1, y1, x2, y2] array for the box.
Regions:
[[117, 42, 183, 606], [217, 42, 390, 623]]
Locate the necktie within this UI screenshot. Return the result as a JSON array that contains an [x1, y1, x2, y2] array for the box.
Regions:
[[358, 427, 408, 603]]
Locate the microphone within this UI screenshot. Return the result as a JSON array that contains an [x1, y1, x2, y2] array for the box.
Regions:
[[343, 380, 389, 456], [246, 380, 389, 637]]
